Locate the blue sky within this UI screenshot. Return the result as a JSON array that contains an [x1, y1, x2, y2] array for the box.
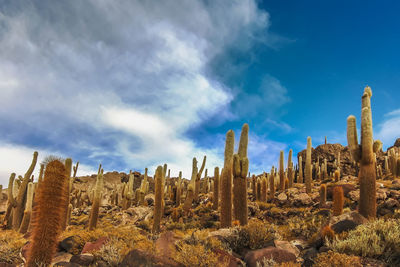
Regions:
[[0, 0, 399, 185]]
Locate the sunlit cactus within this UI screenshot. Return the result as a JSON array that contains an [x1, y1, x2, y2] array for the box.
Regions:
[[279, 150, 285, 191], [26, 160, 67, 267], [305, 137, 312, 194], [213, 167, 219, 210], [153, 165, 163, 233], [298, 156, 303, 183], [220, 129, 234, 228], [320, 184, 327, 207], [88, 166, 103, 230], [347, 86, 376, 219], [333, 186, 344, 216]]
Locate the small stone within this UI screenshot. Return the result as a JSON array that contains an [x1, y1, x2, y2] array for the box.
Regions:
[[70, 254, 94, 266], [244, 247, 296, 267]]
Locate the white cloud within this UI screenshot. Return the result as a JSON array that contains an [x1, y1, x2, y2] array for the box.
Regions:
[[376, 108, 400, 149], [0, 143, 96, 187], [0, 0, 282, 180]]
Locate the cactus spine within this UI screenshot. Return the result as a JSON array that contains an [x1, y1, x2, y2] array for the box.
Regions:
[[233, 123, 249, 226], [347, 86, 376, 219], [153, 166, 163, 233], [26, 160, 67, 267], [213, 167, 220, 210], [88, 166, 103, 230], [279, 151, 285, 191], [220, 130, 234, 228], [305, 137, 312, 194]]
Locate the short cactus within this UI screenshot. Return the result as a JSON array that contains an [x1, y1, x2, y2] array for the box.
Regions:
[[320, 184, 327, 207], [332, 186, 344, 216]]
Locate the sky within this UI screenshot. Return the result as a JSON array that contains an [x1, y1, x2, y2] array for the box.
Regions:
[[0, 0, 399, 186]]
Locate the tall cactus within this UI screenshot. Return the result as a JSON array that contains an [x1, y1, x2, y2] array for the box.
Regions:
[[279, 151, 285, 191], [175, 171, 182, 207], [12, 151, 38, 230], [220, 130, 234, 228], [2, 173, 16, 228], [347, 86, 377, 219], [61, 158, 72, 231], [269, 173, 275, 200], [88, 166, 103, 230], [19, 182, 34, 234], [287, 149, 293, 188], [26, 160, 67, 267], [305, 137, 312, 194], [213, 167, 220, 210], [233, 123, 249, 226], [298, 156, 303, 183], [153, 166, 163, 233], [195, 156, 206, 200], [261, 174, 267, 201]]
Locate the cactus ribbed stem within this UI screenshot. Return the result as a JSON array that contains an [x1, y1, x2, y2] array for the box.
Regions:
[[88, 167, 103, 230], [220, 130, 234, 228], [153, 166, 163, 233], [305, 137, 312, 194], [213, 167, 219, 210]]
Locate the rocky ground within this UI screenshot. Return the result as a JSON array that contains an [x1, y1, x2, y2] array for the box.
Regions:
[[1, 141, 400, 266]]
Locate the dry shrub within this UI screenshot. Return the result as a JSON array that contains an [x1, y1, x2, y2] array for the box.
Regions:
[[0, 230, 26, 264], [239, 218, 275, 250], [173, 243, 224, 267], [313, 251, 362, 267]]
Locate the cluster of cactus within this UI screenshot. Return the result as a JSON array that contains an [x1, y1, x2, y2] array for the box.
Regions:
[[387, 147, 400, 177]]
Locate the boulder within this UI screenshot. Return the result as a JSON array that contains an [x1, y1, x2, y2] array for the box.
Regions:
[[119, 249, 183, 267], [58, 236, 83, 255], [81, 237, 108, 253], [330, 211, 367, 233], [293, 193, 312, 206], [244, 247, 296, 267], [274, 240, 300, 257], [69, 254, 94, 266]]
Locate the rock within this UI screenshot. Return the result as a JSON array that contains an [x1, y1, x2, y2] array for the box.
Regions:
[[144, 194, 155, 206], [376, 189, 387, 200], [277, 192, 288, 202], [155, 231, 181, 258], [349, 189, 360, 201], [293, 193, 312, 206], [81, 237, 108, 253], [69, 254, 94, 266], [58, 236, 83, 255], [244, 247, 296, 267], [119, 249, 183, 267], [290, 239, 307, 251], [52, 262, 80, 267], [330, 211, 368, 234], [214, 248, 244, 267], [0, 263, 17, 267], [274, 240, 300, 257]]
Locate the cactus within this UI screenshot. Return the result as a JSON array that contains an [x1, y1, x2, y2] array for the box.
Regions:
[[220, 130, 234, 228], [323, 158, 328, 178], [38, 164, 44, 186], [305, 137, 312, 194], [320, 184, 327, 207], [287, 149, 293, 188], [260, 174, 267, 201], [73, 161, 79, 178], [18, 182, 34, 234], [256, 178, 261, 201], [61, 158, 72, 231], [251, 175, 256, 200], [279, 151, 285, 191], [176, 171, 182, 207], [298, 156, 303, 183], [12, 151, 38, 230], [233, 123, 249, 226], [26, 160, 67, 267], [183, 183, 194, 214], [332, 186, 344, 216], [88, 166, 103, 230], [195, 156, 206, 200], [347, 86, 376, 219], [269, 173, 275, 200], [213, 167, 220, 210], [334, 169, 340, 182], [153, 166, 164, 233], [2, 173, 16, 228]]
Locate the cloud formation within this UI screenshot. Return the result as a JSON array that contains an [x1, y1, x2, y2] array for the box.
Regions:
[[0, 0, 281, 184]]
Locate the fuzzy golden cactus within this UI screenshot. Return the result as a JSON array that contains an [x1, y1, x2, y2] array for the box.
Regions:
[[213, 167, 220, 210], [61, 158, 72, 231], [332, 186, 344, 216], [305, 137, 312, 194], [347, 86, 377, 219], [220, 129, 234, 228], [260, 174, 267, 202], [320, 184, 327, 207], [279, 151, 285, 191], [183, 183, 194, 215], [195, 156, 206, 201], [88, 166, 103, 230], [153, 166, 164, 233], [176, 171, 182, 207], [26, 160, 67, 267], [233, 123, 249, 226]]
